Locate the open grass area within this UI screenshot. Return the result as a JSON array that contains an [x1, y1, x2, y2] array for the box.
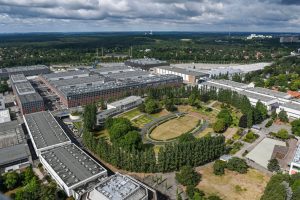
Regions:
[[195, 127, 213, 138], [132, 115, 153, 128], [223, 127, 239, 141], [150, 115, 199, 141], [118, 108, 142, 120], [150, 109, 170, 118], [73, 121, 83, 130], [197, 164, 270, 200]]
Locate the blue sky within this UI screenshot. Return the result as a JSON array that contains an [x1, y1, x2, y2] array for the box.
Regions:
[[0, 0, 299, 33]]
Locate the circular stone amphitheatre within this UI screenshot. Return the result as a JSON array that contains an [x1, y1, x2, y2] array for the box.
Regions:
[[149, 114, 200, 141]]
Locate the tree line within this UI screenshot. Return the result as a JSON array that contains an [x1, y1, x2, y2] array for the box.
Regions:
[[83, 118, 225, 173]]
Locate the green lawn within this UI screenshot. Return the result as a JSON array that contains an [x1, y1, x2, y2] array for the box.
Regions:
[[132, 115, 153, 128], [73, 121, 83, 130], [118, 108, 142, 120]]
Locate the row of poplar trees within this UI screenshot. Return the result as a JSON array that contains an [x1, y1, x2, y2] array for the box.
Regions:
[[83, 130, 225, 173]]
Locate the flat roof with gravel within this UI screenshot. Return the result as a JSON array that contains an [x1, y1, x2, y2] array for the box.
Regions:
[[24, 111, 70, 150], [280, 102, 300, 111], [0, 120, 25, 149], [247, 87, 291, 99], [239, 90, 276, 103], [10, 74, 27, 83], [157, 65, 209, 77], [108, 96, 142, 108], [41, 143, 107, 187]]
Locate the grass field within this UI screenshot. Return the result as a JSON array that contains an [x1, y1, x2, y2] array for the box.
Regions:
[[223, 127, 239, 141], [73, 121, 83, 130], [150, 115, 199, 141], [195, 127, 213, 138], [197, 164, 270, 200], [150, 109, 170, 118], [118, 108, 142, 120], [132, 115, 152, 128]]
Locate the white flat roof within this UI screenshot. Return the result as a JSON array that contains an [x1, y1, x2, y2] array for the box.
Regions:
[[108, 96, 142, 108], [246, 138, 286, 168], [0, 109, 11, 124]]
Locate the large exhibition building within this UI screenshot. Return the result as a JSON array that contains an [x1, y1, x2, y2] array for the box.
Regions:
[[39, 66, 182, 108]]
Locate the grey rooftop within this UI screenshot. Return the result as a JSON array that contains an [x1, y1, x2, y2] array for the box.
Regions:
[[103, 70, 150, 80], [19, 93, 44, 104], [239, 90, 276, 103], [126, 58, 168, 65], [24, 111, 70, 150], [42, 70, 90, 80], [281, 102, 300, 111], [60, 74, 181, 96], [49, 75, 105, 88], [0, 65, 48, 73], [108, 96, 142, 108], [157, 65, 209, 77], [10, 74, 27, 83], [89, 65, 133, 74], [0, 144, 30, 166], [201, 81, 233, 90], [247, 87, 291, 99], [41, 143, 107, 187], [210, 79, 249, 88], [14, 82, 36, 95], [0, 121, 25, 149]]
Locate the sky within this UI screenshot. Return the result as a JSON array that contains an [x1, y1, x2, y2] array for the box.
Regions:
[[0, 0, 299, 33]]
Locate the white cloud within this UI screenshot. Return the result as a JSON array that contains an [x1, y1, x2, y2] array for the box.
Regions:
[[0, 0, 299, 32]]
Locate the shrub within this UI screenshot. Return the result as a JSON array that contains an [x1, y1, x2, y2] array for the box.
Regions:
[[276, 129, 289, 140], [243, 131, 259, 143], [229, 142, 244, 155], [213, 119, 227, 133], [213, 160, 227, 176], [175, 166, 201, 187], [278, 110, 289, 123], [265, 120, 273, 128], [227, 157, 248, 174], [267, 159, 280, 172]]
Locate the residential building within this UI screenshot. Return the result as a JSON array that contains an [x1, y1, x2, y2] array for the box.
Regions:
[[0, 121, 31, 173], [154, 65, 209, 84]]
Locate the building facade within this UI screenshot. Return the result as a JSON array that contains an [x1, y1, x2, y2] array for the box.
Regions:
[[0, 121, 31, 173], [154, 66, 209, 84], [39, 68, 182, 108], [10, 74, 45, 115]]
